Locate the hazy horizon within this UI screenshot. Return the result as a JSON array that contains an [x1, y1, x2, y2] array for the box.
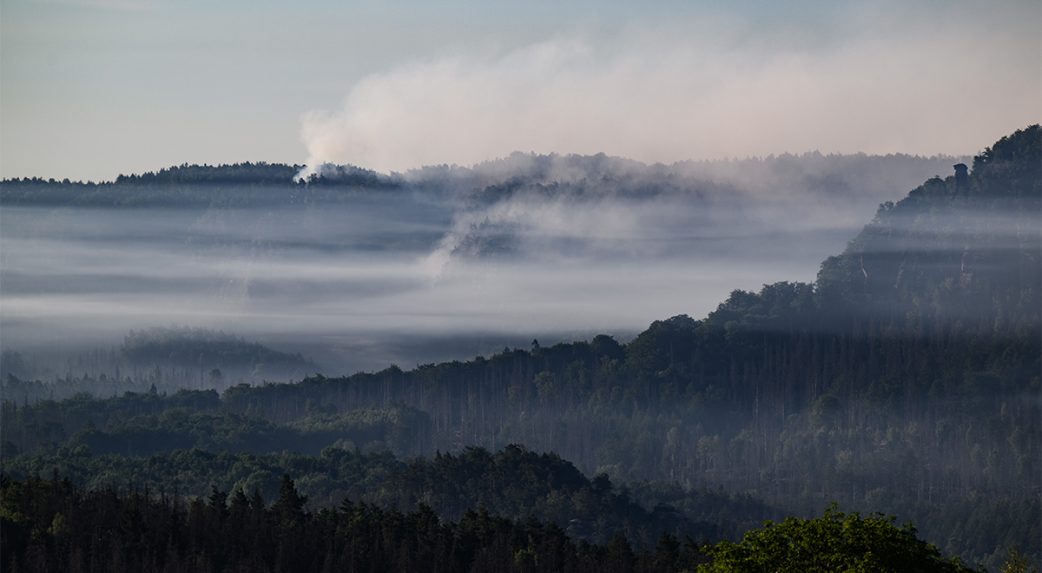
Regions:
[[2, 0, 1038, 181], [1, 151, 972, 375]]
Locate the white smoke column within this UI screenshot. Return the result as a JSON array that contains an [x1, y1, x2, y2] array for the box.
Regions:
[[419, 187, 685, 279], [297, 7, 1039, 176]]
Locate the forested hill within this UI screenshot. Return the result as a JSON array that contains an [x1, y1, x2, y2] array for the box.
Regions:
[[0, 162, 403, 207], [816, 124, 1041, 330], [216, 126, 1042, 567], [2, 126, 1038, 569], [0, 152, 962, 208], [2, 162, 398, 188], [0, 475, 975, 573]]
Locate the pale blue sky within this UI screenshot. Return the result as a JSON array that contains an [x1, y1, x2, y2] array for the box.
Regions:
[[2, 0, 1039, 180]]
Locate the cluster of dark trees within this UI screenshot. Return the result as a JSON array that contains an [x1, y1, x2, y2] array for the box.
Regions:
[[114, 162, 302, 186], [1, 475, 979, 573], [0, 372, 202, 413], [1, 126, 1038, 570], [2, 414, 774, 549], [1, 392, 431, 459], [1, 161, 398, 189], [0, 473, 691, 573]]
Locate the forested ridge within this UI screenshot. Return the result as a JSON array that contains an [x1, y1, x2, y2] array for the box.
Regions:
[[0, 152, 961, 208], [0, 161, 400, 207], [1, 126, 1039, 571], [2, 441, 773, 548], [1, 474, 983, 573]]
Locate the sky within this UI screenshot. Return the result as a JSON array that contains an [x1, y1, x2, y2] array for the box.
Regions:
[[1, 0, 1040, 181]]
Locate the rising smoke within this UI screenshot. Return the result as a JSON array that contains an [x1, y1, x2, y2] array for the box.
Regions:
[[297, 3, 1038, 177]]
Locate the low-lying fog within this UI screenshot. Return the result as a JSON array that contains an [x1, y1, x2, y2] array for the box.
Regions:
[[0, 152, 964, 379]]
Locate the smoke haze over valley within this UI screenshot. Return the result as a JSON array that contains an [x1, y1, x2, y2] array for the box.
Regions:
[[1, 1, 1039, 571], [2, 152, 965, 377]]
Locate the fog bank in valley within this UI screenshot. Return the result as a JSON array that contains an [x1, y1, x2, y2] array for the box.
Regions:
[[1, 152, 966, 382]]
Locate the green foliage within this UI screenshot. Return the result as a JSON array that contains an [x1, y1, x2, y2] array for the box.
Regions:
[[1001, 547, 1040, 573], [698, 506, 977, 573]]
